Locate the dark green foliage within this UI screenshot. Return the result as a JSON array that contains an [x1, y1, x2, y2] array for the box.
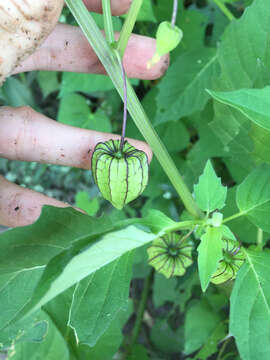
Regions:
[[1, 1, 270, 359]]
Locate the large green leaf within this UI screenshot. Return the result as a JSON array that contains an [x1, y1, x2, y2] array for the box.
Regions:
[[236, 164, 270, 232], [154, 48, 219, 125], [0, 207, 160, 343], [5, 226, 155, 326], [210, 0, 270, 156], [197, 227, 224, 292], [208, 87, 270, 131], [194, 160, 227, 213], [68, 252, 133, 346], [10, 311, 69, 360], [230, 250, 270, 360]]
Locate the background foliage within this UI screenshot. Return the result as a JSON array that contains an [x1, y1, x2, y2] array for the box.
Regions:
[[1, 0, 270, 359]]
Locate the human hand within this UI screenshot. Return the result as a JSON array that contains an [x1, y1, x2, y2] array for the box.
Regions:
[[0, 0, 169, 228]]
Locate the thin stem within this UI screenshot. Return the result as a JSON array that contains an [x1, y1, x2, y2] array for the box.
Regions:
[[102, 0, 115, 44], [117, 53, 128, 150], [165, 220, 205, 233], [257, 228, 263, 250], [171, 0, 178, 27], [213, 0, 236, 21], [217, 337, 230, 360], [130, 269, 154, 346], [65, 0, 203, 219], [117, 0, 143, 58], [222, 211, 246, 224]]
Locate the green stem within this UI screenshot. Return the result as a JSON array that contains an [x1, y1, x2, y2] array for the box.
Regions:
[[222, 211, 246, 224], [102, 0, 114, 44], [117, 0, 143, 58], [66, 0, 203, 219], [257, 228, 263, 250], [130, 269, 153, 346], [213, 0, 236, 21], [165, 220, 205, 233]]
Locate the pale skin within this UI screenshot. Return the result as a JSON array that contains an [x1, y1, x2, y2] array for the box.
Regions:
[[0, 0, 169, 228]]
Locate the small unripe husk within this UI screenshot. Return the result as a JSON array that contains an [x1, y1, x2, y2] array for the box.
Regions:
[[91, 139, 149, 209]]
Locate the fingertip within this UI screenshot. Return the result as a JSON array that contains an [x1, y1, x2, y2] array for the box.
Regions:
[[124, 35, 170, 80]]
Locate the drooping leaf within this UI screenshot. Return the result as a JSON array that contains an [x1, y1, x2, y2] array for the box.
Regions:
[[208, 87, 270, 132], [197, 227, 224, 292], [194, 160, 227, 213], [68, 252, 133, 346], [236, 164, 270, 232], [11, 225, 155, 324], [230, 250, 270, 360]]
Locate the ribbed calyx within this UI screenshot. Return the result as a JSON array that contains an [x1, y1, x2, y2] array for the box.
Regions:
[[211, 240, 246, 285], [91, 139, 149, 209], [147, 232, 193, 279]]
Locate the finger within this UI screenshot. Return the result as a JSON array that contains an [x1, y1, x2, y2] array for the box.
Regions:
[[0, 106, 152, 168], [83, 0, 131, 15], [0, 175, 75, 227], [13, 24, 169, 80]]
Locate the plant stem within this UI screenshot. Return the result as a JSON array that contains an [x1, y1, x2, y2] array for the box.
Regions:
[[102, 0, 115, 44], [222, 211, 246, 224], [117, 0, 143, 58], [66, 0, 203, 219], [165, 220, 205, 233], [213, 0, 236, 21], [257, 228, 263, 250], [117, 53, 128, 150], [171, 0, 178, 27], [130, 269, 154, 346]]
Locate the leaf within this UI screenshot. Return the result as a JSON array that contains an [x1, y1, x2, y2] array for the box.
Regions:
[[194, 160, 227, 213], [151, 319, 184, 354], [137, 0, 156, 22], [75, 191, 100, 216], [197, 227, 224, 292], [140, 209, 177, 234], [223, 187, 269, 243], [0, 207, 115, 343], [230, 250, 270, 360], [37, 71, 59, 98], [153, 273, 178, 307], [78, 302, 132, 360], [194, 321, 227, 360], [60, 72, 138, 96], [57, 93, 112, 132], [184, 301, 221, 355], [127, 344, 149, 360], [10, 311, 69, 360], [208, 87, 270, 132], [60, 73, 114, 96], [154, 48, 220, 125], [2, 77, 36, 108], [11, 226, 156, 324], [210, 0, 270, 153], [236, 164, 270, 232], [68, 252, 133, 346]]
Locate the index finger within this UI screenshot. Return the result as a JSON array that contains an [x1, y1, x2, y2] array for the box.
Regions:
[[0, 106, 152, 168]]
